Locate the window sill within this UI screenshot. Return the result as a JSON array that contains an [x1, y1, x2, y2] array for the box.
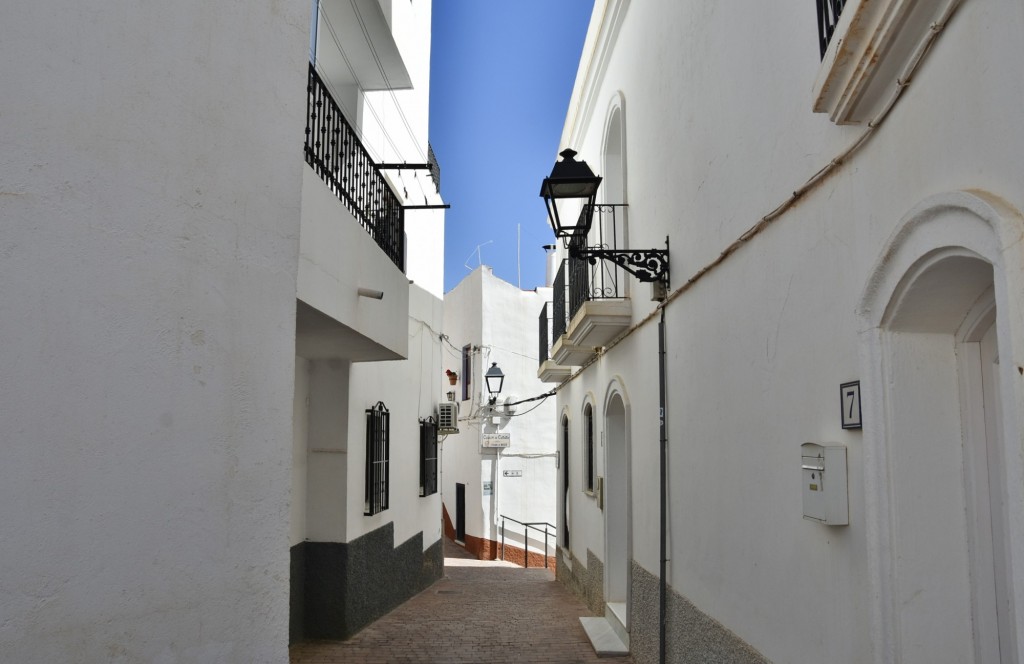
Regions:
[[812, 0, 960, 125]]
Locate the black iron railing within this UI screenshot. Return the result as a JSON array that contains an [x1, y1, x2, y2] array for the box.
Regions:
[[305, 63, 405, 271], [538, 302, 551, 368], [499, 514, 557, 569], [816, 0, 847, 59], [552, 261, 568, 341], [427, 142, 441, 193], [566, 205, 628, 322]]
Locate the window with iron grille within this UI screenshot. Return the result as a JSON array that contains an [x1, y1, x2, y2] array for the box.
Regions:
[[420, 416, 438, 497], [365, 401, 390, 516], [461, 345, 471, 402], [584, 404, 595, 494]]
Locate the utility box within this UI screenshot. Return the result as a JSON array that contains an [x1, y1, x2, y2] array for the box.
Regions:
[[801, 443, 848, 525]]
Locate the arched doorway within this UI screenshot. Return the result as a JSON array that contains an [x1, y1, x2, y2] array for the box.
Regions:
[[605, 391, 630, 629], [561, 414, 570, 550], [859, 193, 1024, 664]]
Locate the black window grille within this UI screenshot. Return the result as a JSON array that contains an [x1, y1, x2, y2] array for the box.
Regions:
[[584, 404, 595, 493], [461, 345, 471, 401], [420, 416, 438, 497], [365, 401, 390, 516], [816, 0, 847, 59]]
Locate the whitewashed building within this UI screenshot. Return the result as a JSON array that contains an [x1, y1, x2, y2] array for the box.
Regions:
[[291, 0, 447, 644], [1, 0, 445, 659], [441, 266, 558, 567], [544, 1, 1024, 663]]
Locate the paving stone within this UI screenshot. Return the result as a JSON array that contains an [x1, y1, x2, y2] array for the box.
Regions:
[[290, 537, 633, 663]]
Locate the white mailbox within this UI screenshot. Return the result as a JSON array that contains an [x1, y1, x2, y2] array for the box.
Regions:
[[801, 443, 848, 525]]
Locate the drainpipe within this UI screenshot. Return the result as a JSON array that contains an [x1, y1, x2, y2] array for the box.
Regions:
[[658, 307, 668, 664]]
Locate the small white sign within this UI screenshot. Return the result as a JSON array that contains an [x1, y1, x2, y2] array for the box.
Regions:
[[840, 381, 862, 429], [502, 469, 522, 478], [481, 432, 511, 448], [482, 481, 493, 495]]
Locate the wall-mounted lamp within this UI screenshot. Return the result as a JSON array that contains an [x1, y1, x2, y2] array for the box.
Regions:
[[540, 149, 669, 286], [484, 362, 505, 405]]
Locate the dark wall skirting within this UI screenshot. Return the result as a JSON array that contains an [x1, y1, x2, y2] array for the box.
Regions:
[[290, 522, 443, 643], [629, 560, 768, 664], [555, 547, 605, 615]]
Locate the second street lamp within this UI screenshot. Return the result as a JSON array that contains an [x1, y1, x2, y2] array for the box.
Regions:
[[485, 362, 505, 405]]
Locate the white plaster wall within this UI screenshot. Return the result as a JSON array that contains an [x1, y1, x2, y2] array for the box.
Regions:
[[345, 285, 444, 550], [442, 268, 558, 553], [298, 167, 411, 360], [556, 0, 1024, 661], [361, 0, 446, 300], [0, 1, 308, 661]]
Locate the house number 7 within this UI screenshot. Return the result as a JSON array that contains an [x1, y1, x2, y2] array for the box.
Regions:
[[840, 380, 862, 429]]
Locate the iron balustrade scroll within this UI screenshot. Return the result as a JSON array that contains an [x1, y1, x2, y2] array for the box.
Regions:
[[816, 0, 847, 59], [305, 63, 405, 271], [499, 514, 557, 569]]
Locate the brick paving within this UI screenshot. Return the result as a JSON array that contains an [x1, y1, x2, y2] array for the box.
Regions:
[[290, 537, 632, 663]]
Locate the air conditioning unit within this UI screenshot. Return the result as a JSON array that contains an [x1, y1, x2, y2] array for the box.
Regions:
[[438, 402, 459, 434]]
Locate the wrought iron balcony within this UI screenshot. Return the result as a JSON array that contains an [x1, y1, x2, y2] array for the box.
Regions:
[[816, 0, 847, 59], [538, 302, 551, 368], [305, 63, 405, 271], [566, 204, 629, 322], [552, 261, 568, 342]]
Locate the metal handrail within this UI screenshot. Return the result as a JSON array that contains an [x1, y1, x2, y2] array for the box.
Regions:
[[498, 514, 557, 569]]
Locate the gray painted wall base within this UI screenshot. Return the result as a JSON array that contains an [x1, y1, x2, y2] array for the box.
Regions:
[[290, 522, 443, 643], [556, 547, 605, 616], [629, 561, 769, 664]]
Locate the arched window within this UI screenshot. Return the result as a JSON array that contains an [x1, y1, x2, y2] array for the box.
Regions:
[[583, 404, 595, 493]]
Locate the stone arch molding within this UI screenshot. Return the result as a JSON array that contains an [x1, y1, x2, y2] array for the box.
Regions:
[[857, 190, 1024, 664]]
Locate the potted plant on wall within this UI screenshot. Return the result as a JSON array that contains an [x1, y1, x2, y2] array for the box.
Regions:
[[446, 369, 458, 386]]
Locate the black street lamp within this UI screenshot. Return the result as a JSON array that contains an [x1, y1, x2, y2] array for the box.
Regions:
[[484, 362, 505, 404], [539, 149, 602, 241], [540, 149, 669, 286]]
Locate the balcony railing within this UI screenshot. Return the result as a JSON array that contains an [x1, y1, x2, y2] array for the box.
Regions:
[[552, 261, 568, 342], [305, 63, 405, 271], [566, 204, 628, 322], [538, 302, 551, 368], [816, 0, 847, 58]]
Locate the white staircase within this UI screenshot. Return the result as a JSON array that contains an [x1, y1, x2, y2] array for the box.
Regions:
[[580, 602, 629, 657]]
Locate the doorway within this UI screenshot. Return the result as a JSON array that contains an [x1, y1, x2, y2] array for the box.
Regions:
[[562, 416, 570, 549], [604, 392, 629, 623], [455, 483, 466, 544], [880, 251, 1015, 663]]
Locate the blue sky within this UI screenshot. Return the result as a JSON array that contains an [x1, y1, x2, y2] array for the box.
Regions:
[[429, 1, 595, 293]]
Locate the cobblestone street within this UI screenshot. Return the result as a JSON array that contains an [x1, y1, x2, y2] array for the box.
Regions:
[[290, 538, 632, 663]]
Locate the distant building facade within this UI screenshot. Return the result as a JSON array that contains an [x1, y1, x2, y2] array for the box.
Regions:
[[442, 267, 558, 567], [544, 1, 1024, 663]]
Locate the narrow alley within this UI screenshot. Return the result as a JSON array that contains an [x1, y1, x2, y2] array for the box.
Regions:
[[290, 538, 631, 664]]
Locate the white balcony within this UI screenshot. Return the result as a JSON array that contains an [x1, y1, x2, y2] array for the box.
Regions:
[[297, 165, 409, 362], [315, 0, 413, 92]]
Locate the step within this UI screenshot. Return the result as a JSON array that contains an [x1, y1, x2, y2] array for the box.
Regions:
[[606, 602, 629, 646], [579, 615, 629, 657]]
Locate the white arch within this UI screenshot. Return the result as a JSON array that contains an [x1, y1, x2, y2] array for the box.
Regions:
[[857, 190, 1024, 664]]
